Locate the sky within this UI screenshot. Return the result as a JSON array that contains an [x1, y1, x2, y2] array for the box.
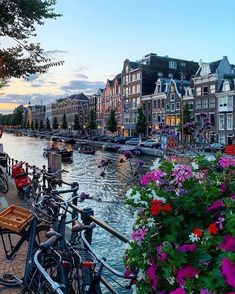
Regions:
[[1, 0, 235, 114]]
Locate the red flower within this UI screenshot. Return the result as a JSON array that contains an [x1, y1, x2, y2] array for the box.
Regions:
[[151, 205, 162, 216], [151, 200, 163, 206], [162, 203, 172, 212], [193, 228, 203, 238], [209, 223, 219, 235]]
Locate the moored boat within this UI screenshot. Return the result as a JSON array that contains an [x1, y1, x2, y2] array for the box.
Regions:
[[78, 145, 96, 155], [43, 146, 73, 159]]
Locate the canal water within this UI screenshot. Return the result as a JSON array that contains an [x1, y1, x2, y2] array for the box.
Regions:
[[1, 133, 153, 293]]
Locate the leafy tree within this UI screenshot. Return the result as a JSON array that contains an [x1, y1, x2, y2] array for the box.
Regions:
[[35, 119, 39, 130], [0, 0, 63, 86], [31, 120, 34, 130], [13, 107, 23, 127], [39, 119, 44, 130], [46, 117, 51, 130], [106, 109, 118, 134], [61, 113, 68, 130], [73, 114, 80, 131], [52, 116, 59, 130], [87, 109, 96, 133], [135, 108, 147, 137]]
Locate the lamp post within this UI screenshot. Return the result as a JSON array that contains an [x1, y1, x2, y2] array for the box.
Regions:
[[181, 72, 184, 143]]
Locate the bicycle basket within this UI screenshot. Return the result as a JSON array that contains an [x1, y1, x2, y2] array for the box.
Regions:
[[0, 205, 33, 232]]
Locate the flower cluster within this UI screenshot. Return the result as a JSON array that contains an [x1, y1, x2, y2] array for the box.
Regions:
[[125, 155, 235, 293]]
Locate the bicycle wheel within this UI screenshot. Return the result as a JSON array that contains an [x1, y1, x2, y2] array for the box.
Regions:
[[0, 176, 8, 194], [0, 225, 49, 285]]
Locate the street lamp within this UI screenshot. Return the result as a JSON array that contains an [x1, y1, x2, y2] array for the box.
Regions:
[[180, 72, 184, 143]]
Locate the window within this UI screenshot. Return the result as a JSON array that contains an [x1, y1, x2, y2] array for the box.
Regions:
[[168, 73, 173, 78], [203, 86, 208, 95], [202, 99, 208, 109], [227, 113, 233, 130], [132, 85, 135, 94], [171, 115, 175, 125], [148, 115, 151, 122], [218, 133, 226, 145], [196, 87, 201, 96], [210, 84, 215, 94], [157, 84, 161, 93], [210, 98, 215, 108], [176, 115, 180, 125], [158, 72, 163, 77], [180, 62, 186, 66], [157, 100, 161, 108], [153, 100, 157, 109], [219, 114, 225, 130], [157, 115, 161, 123], [166, 103, 170, 111], [170, 94, 175, 101], [196, 99, 201, 109], [228, 96, 233, 108], [143, 103, 146, 110], [176, 102, 180, 110], [162, 100, 165, 108], [148, 103, 151, 111], [136, 84, 140, 93], [169, 61, 177, 69], [171, 103, 175, 112], [166, 115, 170, 125], [210, 113, 215, 126]]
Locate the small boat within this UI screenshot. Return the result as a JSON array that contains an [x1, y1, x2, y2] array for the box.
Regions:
[[61, 138, 76, 144], [43, 146, 73, 159], [78, 145, 96, 155]]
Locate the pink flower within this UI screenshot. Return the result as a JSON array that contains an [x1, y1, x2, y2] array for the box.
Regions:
[[207, 199, 225, 211], [176, 264, 199, 285], [172, 165, 193, 186], [221, 181, 227, 193], [178, 244, 197, 252], [170, 288, 186, 294], [220, 235, 235, 252], [156, 244, 168, 261], [200, 290, 213, 294], [141, 170, 164, 185], [219, 157, 235, 168], [131, 227, 148, 242], [141, 173, 152, 185], [221, 258, 235, 288], [231, 194, 235, 200], [147, 257, 159, 290]]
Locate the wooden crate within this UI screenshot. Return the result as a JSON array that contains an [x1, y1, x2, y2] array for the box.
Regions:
[[0, 205, 33, 233]]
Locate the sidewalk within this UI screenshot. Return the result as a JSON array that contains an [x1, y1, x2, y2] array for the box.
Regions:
[[0, 176, 29, 294]]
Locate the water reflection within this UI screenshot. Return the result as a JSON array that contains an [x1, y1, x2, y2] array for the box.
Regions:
[[2, 134, 151, 293]]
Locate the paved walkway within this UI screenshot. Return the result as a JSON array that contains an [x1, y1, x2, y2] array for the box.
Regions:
[[0, 176, 29, 293]]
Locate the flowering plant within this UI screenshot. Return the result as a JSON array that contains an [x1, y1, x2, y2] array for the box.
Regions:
[[125, 155, 235, 293]]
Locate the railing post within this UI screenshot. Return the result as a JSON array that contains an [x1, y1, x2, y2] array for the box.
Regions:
[[25, 162, 29, 174], [81, 207, 94, 245], [11, 158, 14, 177]]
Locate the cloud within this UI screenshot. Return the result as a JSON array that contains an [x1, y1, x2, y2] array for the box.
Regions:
[[61, 80, 105, 94], [0, 93, 64, 106], [43, 49, 68, 56], [76, 74, 88, 79]]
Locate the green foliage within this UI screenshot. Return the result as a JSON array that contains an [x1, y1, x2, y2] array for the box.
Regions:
[[46, 117, 51, 130], [135, 108, 147, 136], [34, 119, 39, 130], [61, 113, 68, 129], [39, 119, 44, 130], [87, 109, 96, 131], [0, 0, 62, 85], [52, 116, 59, 130], [73, 114, 80, 131], [125, 155, 235, 293], [106, 109, 118, 133]]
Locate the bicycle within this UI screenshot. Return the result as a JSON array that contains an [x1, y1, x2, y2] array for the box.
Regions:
[[26, 191, 136, 293], [0, 154, 9, 194]]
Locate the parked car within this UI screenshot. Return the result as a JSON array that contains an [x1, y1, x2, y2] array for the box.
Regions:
[[138, 139, 161, 148], [204, 143, 225, 153], [114, 136, 127, 144], [125, 137, 141, 146]]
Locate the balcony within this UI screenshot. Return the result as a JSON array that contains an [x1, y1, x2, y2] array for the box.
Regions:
[[218, 103, 233, 112]]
